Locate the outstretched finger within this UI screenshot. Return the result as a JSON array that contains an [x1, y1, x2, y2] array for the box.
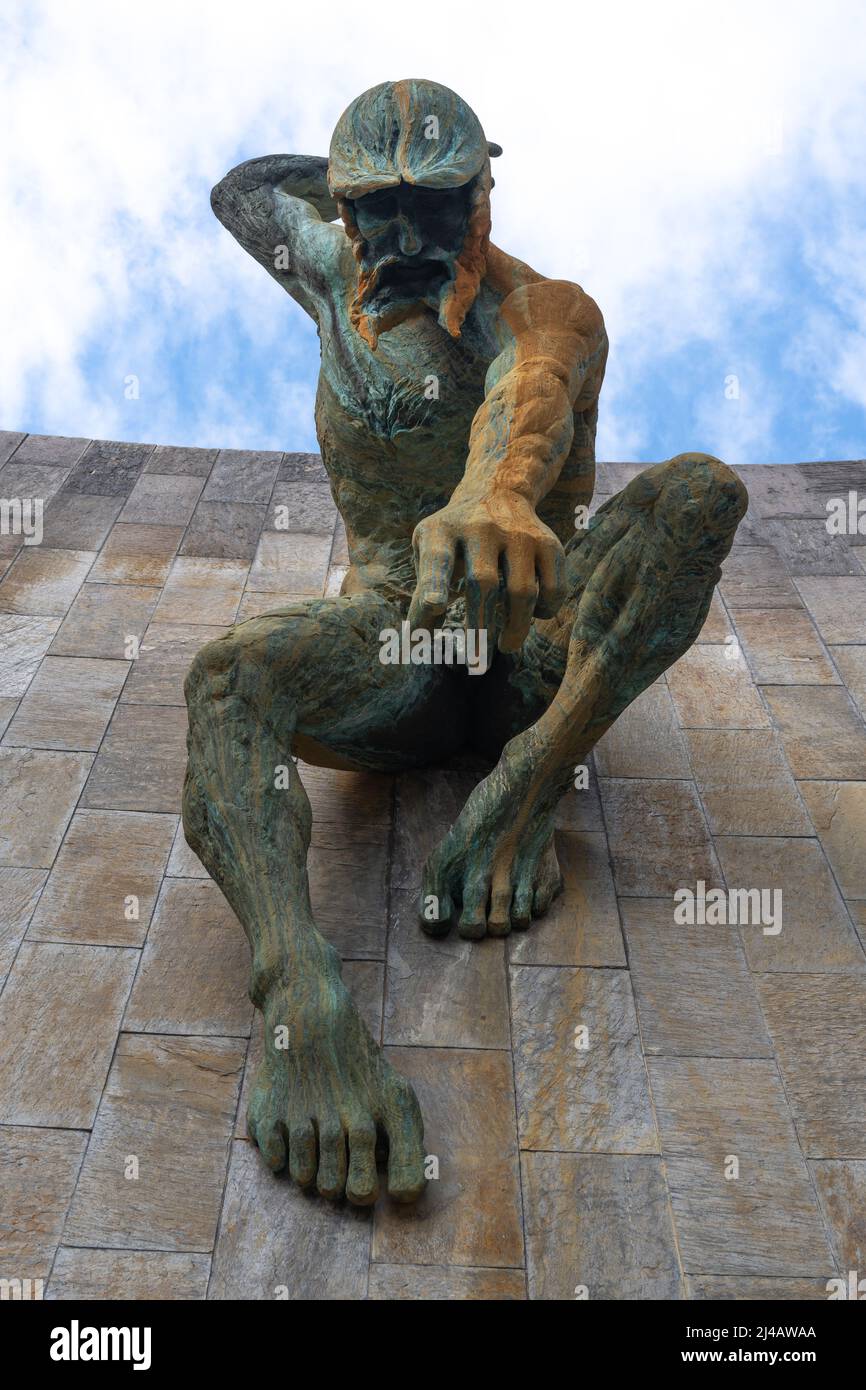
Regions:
[[463, 537, 501, 644], [408, 530, 455, 630], [499, 546, 537, 652], [534, 541, 566, 618]]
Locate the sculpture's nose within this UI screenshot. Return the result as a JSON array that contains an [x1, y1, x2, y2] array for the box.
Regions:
[[396, 214, 420, 256]]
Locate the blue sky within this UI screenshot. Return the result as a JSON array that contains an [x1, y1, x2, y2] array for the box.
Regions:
[[2, 0, 865, 467]]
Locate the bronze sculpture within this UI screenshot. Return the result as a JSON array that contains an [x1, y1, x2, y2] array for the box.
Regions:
[[184, 79, 748, 1206]]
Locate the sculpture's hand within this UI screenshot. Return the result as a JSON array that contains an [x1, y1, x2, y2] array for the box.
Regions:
[[408, 487, 566, 653]]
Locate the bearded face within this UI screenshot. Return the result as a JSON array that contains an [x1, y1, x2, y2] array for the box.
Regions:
[[340, 177, 489, 349]]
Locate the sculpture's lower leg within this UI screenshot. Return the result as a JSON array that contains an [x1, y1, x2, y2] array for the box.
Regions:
[[424, 453, 748, 938], [183, 594, 464, 1201]]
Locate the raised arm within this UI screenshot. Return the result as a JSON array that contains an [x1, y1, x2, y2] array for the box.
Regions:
[[210, 155, 344, 318], [409, 279, 608, 651]]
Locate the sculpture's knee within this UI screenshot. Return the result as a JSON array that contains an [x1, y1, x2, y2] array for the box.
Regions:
[[651, 452, 748, 561], [184, 623, 275, 716]]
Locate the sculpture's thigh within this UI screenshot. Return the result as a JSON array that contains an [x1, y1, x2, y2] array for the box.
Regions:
[[199, 589, 470, 774]]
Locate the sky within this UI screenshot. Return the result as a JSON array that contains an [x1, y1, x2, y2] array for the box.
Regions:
[[1, 0, 865, 466]]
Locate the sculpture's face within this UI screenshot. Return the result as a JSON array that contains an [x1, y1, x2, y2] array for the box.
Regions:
[[351, 180, 473, 327]]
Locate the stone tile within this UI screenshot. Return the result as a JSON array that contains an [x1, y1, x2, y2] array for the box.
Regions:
[[145, 444, 218, 477], [27, 809, 176, 947], [719, 546, 802, 610], [735, 464, 827, 519], [209, 1138, 371, 1299], [3, 655, 129, 750], [277, 451, 327, 483], [715, 835, 863, 972], [11, 434, 89, 467], [40, 492, 124, 550], [510, 964, 656, 1153], [202, 449, 282, 503], [331, 515, 349, 565], [799, 461, 866, 495], [324, 564, 347, 597], [268, 481, 337, 535], [368, 1264, 525, 1300], [666, 644, 769, 729], [809, 1160, 866, 1271], [756, 973, 866, 1158], [0, 612, 61, 696], [87, 523, 184, 587], [0, 430, 26, 464], [684, 728, 812, 836], [0, 461, 70, 505], [595, 682, 691, 777], [246, 531, 331, 594], [696, 589, 733, 642], [81, 704, 188, 813], [522, 1152, 681, 1299], [848, 898, 866, 951], [122, 622, 228, 705], [235, 589, 309, 621], [649, 1056, 832, 1274], [0, 534, 22, 579], [0, 866, 47, 982], [303, 763, 392, 961], [123, 879, 252, 1036], [833, 646, 866, 719], [118, 473, 204, 526], [49, 582, 159, 659], [553, 754, 605, 832], [63, 1033, 245, 1251], [799, 781, 866, 899], [0, 748, 91, 866], [47, 1248, 211, 1300], [0, 942, 138, 1125], [384, 769, 509, 1048], [794, 576, 866, 644], [64, 439, 153, 496], [154, 557, 247, 624], [620, 898, 771, 1057], [372, 1047, 524, 1269], [0, 1127, 88, 1284], [508, 831, 625, 967], [688, 1275, 829, 1299], [0, 547, 94, 617], [180, 500, 267, 560], [166, 820, 210, 879], [0, 697, 15, 736], [600, 777, 723, 896], [733, 607, 839, 684], [235, 961, 384, 1138], [764, 517, 863, 576], [762, 686, 866, 779]]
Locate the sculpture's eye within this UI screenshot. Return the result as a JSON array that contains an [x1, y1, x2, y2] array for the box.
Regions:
[[356, 190, 398, 221]]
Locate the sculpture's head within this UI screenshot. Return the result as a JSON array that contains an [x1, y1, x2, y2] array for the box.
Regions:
[[328, 79, 498, 349]]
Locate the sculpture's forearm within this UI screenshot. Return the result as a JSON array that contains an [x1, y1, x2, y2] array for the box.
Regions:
[[211, 153, 339, 225], [457, 359, 576, 507], [455, 281, 607, 509]]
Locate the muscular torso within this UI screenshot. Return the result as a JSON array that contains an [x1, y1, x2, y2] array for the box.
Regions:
[[312, 240, 600, 601]]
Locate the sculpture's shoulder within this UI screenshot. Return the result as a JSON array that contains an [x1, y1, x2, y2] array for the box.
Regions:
[[484, 244, 606, 345]]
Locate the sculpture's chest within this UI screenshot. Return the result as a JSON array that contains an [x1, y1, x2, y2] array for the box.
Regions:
[[317, 312, 492, 466]]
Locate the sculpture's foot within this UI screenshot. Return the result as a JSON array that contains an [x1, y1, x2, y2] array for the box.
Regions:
[[421, 766, 564, 939], [247, 950, 425, 1205]]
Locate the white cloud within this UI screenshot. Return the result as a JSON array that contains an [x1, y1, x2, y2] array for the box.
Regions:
[[1, 0, 865, 458]]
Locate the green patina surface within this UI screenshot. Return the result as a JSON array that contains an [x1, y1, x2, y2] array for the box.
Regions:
[[184, 79, 748, 1206]]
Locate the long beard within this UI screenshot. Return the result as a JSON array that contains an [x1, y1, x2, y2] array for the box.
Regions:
[[352, 256, 457, 351]]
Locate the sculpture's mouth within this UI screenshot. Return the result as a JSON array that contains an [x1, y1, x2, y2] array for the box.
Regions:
[[366, 257, 449, 310]]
